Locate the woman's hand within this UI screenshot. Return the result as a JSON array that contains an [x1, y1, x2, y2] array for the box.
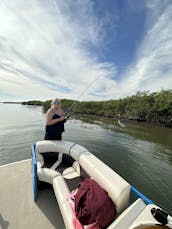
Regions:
[[59, 116, 67, 122]]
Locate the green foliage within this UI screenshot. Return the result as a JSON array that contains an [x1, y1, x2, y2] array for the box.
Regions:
[[22, 90, 172, 126], [42, 100, 51, 113], [22, 100, 44, 106]]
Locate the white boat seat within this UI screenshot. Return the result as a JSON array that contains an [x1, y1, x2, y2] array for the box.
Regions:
[[62, 161, 80, 179], [36, 153, 44, 167], [78, 152, 131, 214], [37, 167, 60, 185], [53, 175, 70, 205], [35, 141, 131, 229], [60, 201, 75, 229], [62, 167, 79, 179], [53, 175, 74, 229], [129, 204, 161, 229], [107, 198, 146, 229]]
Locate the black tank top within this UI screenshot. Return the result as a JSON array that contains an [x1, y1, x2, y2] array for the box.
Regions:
[[45, 114, 64, 140]]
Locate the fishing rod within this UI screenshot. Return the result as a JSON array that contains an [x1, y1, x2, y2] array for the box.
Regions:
[[65, 66, 134, 126], [65, 76, 102, 117]]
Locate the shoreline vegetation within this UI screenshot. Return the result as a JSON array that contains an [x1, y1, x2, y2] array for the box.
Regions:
[[8, 90, 172, 127]]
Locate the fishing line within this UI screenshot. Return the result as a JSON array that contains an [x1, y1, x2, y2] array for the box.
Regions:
[[65, 76, 103, 116], [66, 66, 135, 127]]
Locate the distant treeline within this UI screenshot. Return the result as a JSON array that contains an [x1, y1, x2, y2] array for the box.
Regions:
[[22, 90, 172, 127], [3, 102, 21, 104]]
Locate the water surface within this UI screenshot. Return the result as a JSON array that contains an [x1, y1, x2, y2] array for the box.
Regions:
[[0, 103, 172, 215]]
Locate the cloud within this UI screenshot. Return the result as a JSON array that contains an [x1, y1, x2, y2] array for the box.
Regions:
[[0, 0, 172, 102], [109, 0, 172, 99], [0, 0, 117, 101]]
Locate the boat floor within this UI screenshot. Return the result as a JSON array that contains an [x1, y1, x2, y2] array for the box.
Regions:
[[0, 160, 65, 229]]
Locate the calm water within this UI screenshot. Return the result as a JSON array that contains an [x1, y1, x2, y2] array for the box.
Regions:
[[0, 103, 172, 214]]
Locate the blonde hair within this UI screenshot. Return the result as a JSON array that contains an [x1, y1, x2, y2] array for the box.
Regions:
[[51, 98, 61, 107]]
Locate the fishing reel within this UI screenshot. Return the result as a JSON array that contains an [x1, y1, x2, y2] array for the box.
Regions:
[[62, 114, 70, 123]]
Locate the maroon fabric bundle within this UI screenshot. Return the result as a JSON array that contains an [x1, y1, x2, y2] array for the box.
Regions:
[[75, 179, 117, 228]]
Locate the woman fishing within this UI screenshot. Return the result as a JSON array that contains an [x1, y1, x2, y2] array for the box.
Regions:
[[44, 98, 67, 140]]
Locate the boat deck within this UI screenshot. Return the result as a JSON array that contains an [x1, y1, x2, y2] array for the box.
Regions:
[[0, 160, 65, 229]]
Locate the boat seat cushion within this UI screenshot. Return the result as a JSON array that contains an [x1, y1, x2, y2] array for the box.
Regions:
[[129, 204, 161, 229], [53, 175, 75, 229], [36, 153, 44, 167], [53, 175, 70, 205], [62, 161, 80, 179], [107, 198, 146, 229], [35, 141, 131, 228], [37, 167, 60, 185], [60, 201, 75, 229], [78, 152, 130, 214]]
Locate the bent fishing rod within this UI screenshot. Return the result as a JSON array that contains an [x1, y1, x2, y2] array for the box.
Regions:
[[64, 68, 129, 128], [65, 76, 102, 117]]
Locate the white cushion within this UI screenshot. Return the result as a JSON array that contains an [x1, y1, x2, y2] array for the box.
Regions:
[[92, 164, 130, 214], [36, 153, 44, 167], [79, 153, 130, 214], [129, 204, 160, 229], [107, 198, 146, 229], [70, 144, 88, 160], [53, 176, 70, 205], [62, 167, 79, 179], [62, 161, 80, 179], [60, 201, 75, 229], [37, 167, 60, 185], [53, 176, 74, 229], [36, 140, 74, 154], [72, 161, 80, 175], [78, 152, 104, 176]]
